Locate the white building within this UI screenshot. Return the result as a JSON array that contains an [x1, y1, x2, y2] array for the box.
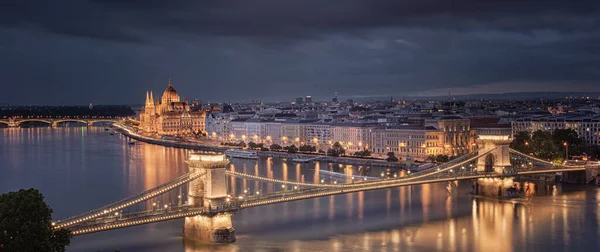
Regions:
[[206, 113, 233, 142], [512, 116, 600, 146], [331, 123, 374, 153], [305, 123, 332, 148]]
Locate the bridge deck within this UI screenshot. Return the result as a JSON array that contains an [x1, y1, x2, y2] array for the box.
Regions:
[[58, 148, 588, 235]]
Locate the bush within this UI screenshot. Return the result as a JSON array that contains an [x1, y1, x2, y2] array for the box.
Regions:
[[284, 145, 298, 153], [353, 150, 372, 157], [327, 142, 345, 157], [299, 144, 317, 153], [270, 144, 283, 151], [386, 152, 399, 162]]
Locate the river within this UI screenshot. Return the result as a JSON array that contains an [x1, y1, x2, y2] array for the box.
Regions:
[[1, 127, 599, 252]]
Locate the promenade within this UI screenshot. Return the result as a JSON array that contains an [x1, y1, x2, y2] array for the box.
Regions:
[[113, 124, 405, 168]]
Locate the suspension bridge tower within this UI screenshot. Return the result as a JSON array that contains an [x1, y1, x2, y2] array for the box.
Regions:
[[475, 126, 513, 173], [184, 152, 236, 243]]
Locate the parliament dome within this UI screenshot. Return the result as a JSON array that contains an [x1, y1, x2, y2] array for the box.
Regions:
[[161, 76, 180, 104]]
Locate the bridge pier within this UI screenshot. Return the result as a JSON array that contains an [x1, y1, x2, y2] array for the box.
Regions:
[[476, 128, 513, 173], [183, 212, 235, 243], [184, 152, 236, 243], [7, 118, 17, 127]]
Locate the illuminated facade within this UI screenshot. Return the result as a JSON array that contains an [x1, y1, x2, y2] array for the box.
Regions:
[[370, 117, 476, 161], [331, 123, 374, 152], [512, 116, 600, 145], [140, 76, 206, 136]]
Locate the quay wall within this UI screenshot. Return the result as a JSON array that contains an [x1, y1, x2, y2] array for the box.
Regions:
[[114, 124, 403, 168]]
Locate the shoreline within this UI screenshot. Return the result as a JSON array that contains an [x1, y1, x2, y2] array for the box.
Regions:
[[113, 124, 404, 168], [113, 124, 227, 152]]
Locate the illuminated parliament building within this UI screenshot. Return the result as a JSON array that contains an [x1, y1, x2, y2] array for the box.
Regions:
[[140, 76, 205, 136]]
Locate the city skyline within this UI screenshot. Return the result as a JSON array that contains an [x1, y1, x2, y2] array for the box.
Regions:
[[1, 0, 600, 105], [3, 1, 600, 251]]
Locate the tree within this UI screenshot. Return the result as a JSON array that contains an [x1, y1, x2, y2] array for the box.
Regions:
[[299, 144, 316, 153], [435, 154, 449, 163], [327, 142, 345, 157], [247, 142, 258, 149], [386, 152, 399, 162], [531, 130, 558, 160], [426, 155, 436, 162], [510, 131, 532, 153], [270, 144, 283, 151], [0, 189, 71, 252], [353, 150, 372, 157], [552, 129, 585, 158], [284, 145, 298, 153]]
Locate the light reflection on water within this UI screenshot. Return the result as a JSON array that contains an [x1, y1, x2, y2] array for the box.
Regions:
[[1, 127, 599, 252]]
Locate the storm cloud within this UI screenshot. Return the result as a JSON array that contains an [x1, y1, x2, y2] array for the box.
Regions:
[[1, 0, 599, 104]]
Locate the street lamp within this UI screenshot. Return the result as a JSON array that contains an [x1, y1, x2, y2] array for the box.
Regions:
[[563, 142, 568, 160]]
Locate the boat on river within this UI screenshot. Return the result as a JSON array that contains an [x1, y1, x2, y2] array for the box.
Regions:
[[225, 149, 258, 159]]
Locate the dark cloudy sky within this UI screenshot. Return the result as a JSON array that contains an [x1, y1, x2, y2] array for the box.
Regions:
[[1, 0, 599, 105]]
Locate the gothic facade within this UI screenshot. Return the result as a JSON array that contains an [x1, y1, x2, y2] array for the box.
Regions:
[[140, 77, 205, 136]]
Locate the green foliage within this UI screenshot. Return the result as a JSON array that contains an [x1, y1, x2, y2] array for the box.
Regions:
[[386, 152, 399, 162], [0, 189, 71, 252], [299, 144, 317, 153], [327, 142, 346, 157], [269, 144, 283, 151], [284, 145, 298, 153], [191, 130, 206, 139], [435, 155, 449, 163], [248, 142, 264, 150], [248, 141, 258, 149], [512, 129, 591, 160], [353, 150, 372, 157], [223, 141, 246, 148], [510, 131, 532, 152], [531, 130, 558, 159], [552, 157, 565, 164]]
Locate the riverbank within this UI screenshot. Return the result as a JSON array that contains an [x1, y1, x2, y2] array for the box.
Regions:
[[113, 124, 227, 152], [113, 124, 403, 168]]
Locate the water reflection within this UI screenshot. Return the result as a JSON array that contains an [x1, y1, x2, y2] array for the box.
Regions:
[[1, 128, 600, 252]]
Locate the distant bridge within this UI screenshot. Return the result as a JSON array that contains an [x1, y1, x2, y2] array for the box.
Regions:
[[0, 117, 119, 127]]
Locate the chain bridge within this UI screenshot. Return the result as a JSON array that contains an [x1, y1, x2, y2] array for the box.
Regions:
[[51, 130, 597, 243]]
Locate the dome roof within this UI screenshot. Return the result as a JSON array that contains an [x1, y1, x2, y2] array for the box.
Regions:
[[161, 76, 180, 103]]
